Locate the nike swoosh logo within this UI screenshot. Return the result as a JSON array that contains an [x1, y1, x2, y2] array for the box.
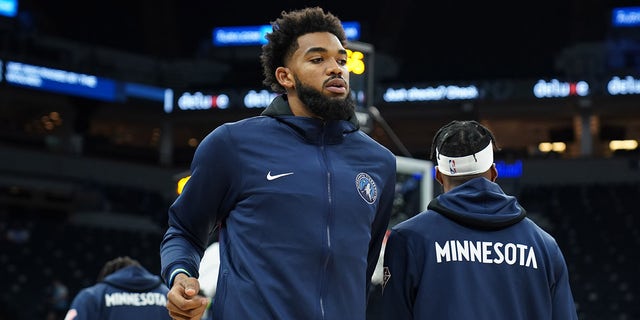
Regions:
[[266, 171, 294, 180]]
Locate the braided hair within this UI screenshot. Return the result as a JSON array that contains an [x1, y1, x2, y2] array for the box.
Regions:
[[260, 7, 347, 94], [97, 256, 141, 282], [430, 120, 500, 160], [430, 120, 501, 185]]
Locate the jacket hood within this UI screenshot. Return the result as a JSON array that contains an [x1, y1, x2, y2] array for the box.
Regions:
[[260, 94, 360, 143], [428, 177, 526, 230], [101, 265, 164, 292]]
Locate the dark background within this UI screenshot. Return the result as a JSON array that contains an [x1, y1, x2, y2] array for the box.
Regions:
[[13, 0, 637, 86]]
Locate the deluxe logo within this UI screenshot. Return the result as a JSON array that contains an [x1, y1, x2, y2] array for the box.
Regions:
[[244, 90, 278, 108], [607, 76, 640, 95], [533, 79, 589, 98], [177, 92, 229, 110]]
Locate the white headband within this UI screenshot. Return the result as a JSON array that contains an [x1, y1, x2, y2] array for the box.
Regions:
[[436, 141, 494, 176]]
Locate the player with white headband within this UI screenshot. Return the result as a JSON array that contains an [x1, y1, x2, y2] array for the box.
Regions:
[[378, 120, 578, 320]]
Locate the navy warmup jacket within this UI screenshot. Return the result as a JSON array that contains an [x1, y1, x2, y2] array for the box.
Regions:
[[380, 177, 578, 320], [160, 95, 396, 320], [65, 265, 171, 320]]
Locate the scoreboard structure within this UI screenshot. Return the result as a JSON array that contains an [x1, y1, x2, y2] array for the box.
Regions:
[[346, 41, 375, 133]]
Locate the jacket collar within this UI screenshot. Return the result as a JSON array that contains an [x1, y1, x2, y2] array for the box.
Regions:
[[428, 177, 526, 230], [260, 94, 360, 145]]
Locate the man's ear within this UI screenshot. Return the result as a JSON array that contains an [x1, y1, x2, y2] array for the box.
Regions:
[[490, 163, 498, 182], [435, 168, 444, 186], [275, 67, 294, 89]]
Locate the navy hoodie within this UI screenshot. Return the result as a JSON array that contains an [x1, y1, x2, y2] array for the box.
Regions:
[[379, 177, 578, 320], [160, 95, 396, 320], [64, 265, 171, 320]]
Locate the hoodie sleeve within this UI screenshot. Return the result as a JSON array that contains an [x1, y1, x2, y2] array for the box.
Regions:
[[551, 246, 579, 320], [65, 287, 101, 320], [379, 228, 417, 320], [160, 125, 237, 286]]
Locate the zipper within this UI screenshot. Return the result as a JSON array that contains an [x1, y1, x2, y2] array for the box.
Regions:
[[319, 123, 331, 320]]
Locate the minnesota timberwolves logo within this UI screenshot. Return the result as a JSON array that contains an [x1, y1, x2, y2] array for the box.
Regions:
[[355, 172, 377, 204]]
